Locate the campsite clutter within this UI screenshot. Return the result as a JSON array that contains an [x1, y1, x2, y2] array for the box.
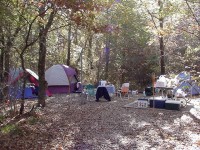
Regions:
[[134, 71, 200, 110], [9, 65, 199, 110]]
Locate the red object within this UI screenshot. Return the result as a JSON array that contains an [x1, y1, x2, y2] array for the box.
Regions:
[[46, 90, 52, 97], [29, 76, 39, 86]]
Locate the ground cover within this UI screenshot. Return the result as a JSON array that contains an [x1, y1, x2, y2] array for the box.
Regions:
[[0, 94, 200, 150]]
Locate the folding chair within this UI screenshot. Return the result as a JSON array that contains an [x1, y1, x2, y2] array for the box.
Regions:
[[117, 83, 130, 100], [85, 84, 96, 100]]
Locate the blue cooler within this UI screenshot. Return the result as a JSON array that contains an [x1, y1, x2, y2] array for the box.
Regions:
[[149, 97, 166, 109]]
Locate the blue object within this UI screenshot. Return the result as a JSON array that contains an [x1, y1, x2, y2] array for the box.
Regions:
[[24, 87, 33, 98], [149, 98, 166, 109], [105, 86, 115, 94], [15, 87, 34, 99]]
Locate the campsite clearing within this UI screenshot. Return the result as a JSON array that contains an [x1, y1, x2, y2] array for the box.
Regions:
[[0, 94, 200, 150]]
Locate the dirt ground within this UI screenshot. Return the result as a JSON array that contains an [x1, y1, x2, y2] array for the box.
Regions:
[[0, 94, 200, 150]]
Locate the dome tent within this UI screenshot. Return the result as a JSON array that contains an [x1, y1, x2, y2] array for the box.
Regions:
[[45, 64, 78, 94], [9, 68, 51, 99]]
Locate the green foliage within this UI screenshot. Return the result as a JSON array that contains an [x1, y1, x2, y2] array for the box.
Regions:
[[1, 124, 22, 135], [0, 115, 5, 122], [1, 0, 200, 89]]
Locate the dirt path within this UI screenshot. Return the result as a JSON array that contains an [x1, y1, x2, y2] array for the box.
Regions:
[[0, 94, 200, 150]]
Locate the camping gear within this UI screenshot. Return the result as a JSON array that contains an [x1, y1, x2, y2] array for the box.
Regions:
[[116, 83, 130, 99], [99, 80, 107, 86], [9, 68, 51, 99], [175, 71, 190, 82], [137, 98, 149, 108], [136, 101, 148, 108], [155, 75, 168, 87], [173, 80, 200, 96], [149, 97, 166, 109], [165, 100, 181, 111], [145, 87, 153, 96], [9, 68, 38, 99], [96, 86, 110, 102], [45, 64, 78, 94], [85, 84, 96, 97]]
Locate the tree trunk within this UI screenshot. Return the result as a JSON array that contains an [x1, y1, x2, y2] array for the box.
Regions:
[[158, 0, 165, 75], [37, 26, 47, 107], [0, 47, 4, 82], [160, 36, 165, 75], [67, 22, 71, 66], [0, 27, 4, 82], [105, 36, 110, 79], [37, 4, 55, 107], [3, 38, 11, 100]]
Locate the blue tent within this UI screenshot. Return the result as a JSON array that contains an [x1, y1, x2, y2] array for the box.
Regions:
[[173, 81, 200, 96], [176, 71, 190, 81], [9, 68, 39, 99]]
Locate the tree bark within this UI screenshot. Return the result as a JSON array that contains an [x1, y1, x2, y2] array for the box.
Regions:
[[3, 38, 12, 100], [38, 29, 47, 107], [0, 27, 5, 82], [67, 22, 71, 66], [158, 0, 165, 75], [160, 35, 165, 75], [37, 4, 55, 107], [105, 36, 110, 79], [0, 48, 3, 82]]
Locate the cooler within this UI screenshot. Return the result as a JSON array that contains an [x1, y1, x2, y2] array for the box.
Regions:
[[165, 100, 181, 110], [149, 97, 166, 109]]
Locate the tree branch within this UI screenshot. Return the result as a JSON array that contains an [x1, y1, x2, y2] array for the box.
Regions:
[[185, 0, 200, 27], [139, 0, 158, 30]]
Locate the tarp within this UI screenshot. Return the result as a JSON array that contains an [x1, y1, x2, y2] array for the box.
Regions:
[[45, 64, 78, 94]]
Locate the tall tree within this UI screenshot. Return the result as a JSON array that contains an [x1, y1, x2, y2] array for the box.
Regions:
[[0, 0, 24, 100], [37, 1, 56, 107], [158, 0, 165, 75]]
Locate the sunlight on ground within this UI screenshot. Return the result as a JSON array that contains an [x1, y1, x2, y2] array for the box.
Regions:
[[129, 118, 136, 126], [115, 134, 134, 145], [137, 121, 151, 128]]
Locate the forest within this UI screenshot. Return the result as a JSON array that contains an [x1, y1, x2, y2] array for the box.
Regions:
[[1, 0, 200, 105], [0, 0, 200, 149]]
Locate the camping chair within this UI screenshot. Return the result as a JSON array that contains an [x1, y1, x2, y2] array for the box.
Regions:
[[117, 83, 130, 100], [84, 84, 96, 100]]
